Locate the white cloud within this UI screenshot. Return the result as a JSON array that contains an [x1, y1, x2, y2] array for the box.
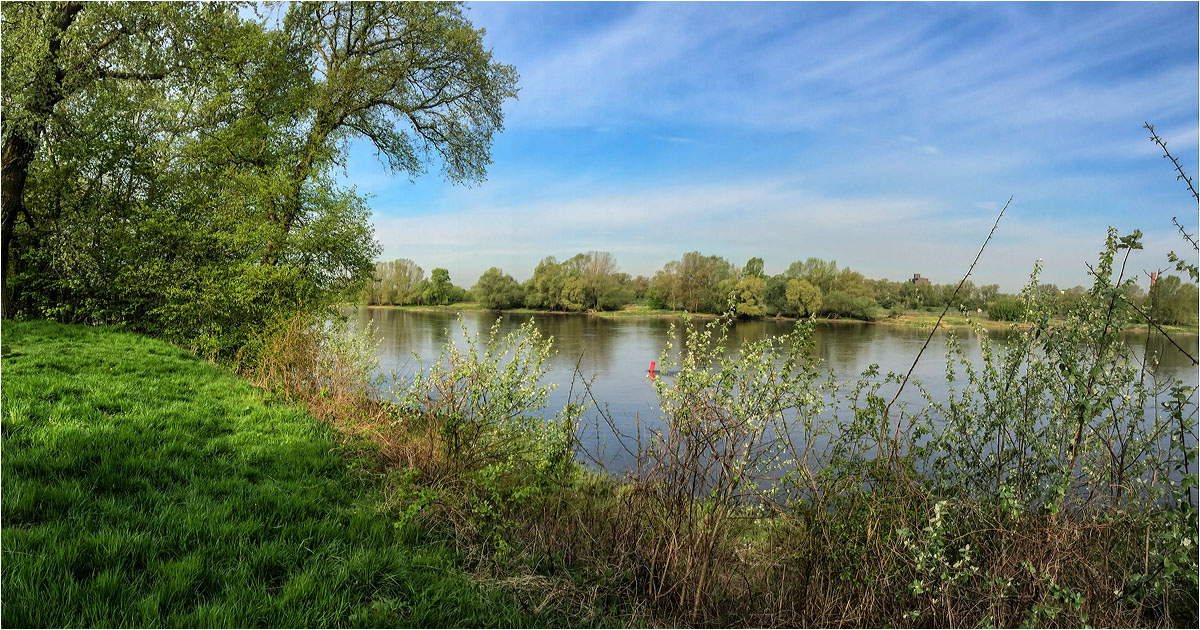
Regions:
[[370, 168, 1191, 293]]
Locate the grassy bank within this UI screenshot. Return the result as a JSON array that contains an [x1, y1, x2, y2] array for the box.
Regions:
[[0, 321, 568, 627], [368, 302, 1200, 334]]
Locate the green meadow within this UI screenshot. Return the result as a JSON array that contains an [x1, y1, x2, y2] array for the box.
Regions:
[[0, 320, 554, 627]]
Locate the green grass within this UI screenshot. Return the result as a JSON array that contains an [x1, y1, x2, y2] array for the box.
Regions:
[[0, 320, 555, 627]]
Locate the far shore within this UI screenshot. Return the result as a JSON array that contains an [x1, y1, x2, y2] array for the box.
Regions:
[[355, 303, 1199, 336]]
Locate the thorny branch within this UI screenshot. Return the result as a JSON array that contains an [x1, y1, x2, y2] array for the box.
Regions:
[[885, 196, 1012, 453], [1145, 122, 1199, 203]]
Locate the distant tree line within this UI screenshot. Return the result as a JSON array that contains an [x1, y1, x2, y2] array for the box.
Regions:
[[368, 250, 1200, 326], [368, 259, 470, 307]]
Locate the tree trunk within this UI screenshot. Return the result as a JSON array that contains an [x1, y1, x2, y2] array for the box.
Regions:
[[1, 1, 84, 318], [1, 135, 36, 318]]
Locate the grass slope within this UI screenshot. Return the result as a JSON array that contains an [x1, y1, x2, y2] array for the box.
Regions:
[[0, 321, 541, 627]]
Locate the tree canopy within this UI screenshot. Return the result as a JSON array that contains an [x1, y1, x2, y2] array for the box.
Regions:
[[1, 1, 518, 356]]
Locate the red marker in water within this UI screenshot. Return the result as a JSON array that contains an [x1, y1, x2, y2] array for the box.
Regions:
[[649, 361, 656, 379]]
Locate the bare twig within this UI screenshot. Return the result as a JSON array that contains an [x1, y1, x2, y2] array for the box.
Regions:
[[1144, 122, 1199, 203], [886, 196, 1011, 451], [1172, 216, 1199, 252], [1098, 267, 1198, 366]]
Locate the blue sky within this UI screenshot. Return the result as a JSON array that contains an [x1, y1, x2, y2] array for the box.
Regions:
[[341, 1, 1199, 291]]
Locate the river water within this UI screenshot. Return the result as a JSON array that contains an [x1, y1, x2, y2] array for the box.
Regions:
[[351, 308, 1198, 469]]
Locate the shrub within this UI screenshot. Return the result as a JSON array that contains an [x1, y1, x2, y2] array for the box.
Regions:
[[247, 310, 381, 402], [987, 296, 1025, 321], [822, 290, 881, 320], [393, 317, 572, 475], [243, 310, 388, 432]]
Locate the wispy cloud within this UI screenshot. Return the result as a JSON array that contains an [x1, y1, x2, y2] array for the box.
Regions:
[[369, 171, 1190, 292], [346, 3, 1198, 292], [653, 135, 699, 145]]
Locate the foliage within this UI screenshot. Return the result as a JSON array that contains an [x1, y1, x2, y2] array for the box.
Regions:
[[419, 268, 467, 306], [524, 256, 574, 310], [472, 267, 524, 310], [1148, 274, 1200, 326], [821, 289, 881, 320], [648, 251, 736, 313], [247, 310, 382, 406], [1, 1, 518, 361], [742, 256, 765, 279], [522, 252, 631, 312], [786, 257, 840, 294], [1, 1, 221, 316], [764, 273, 790, 315], [988, 296, 1025, 321], [733, 275, 767, 317], [394, 317, 568, 471], [370, 258, 425, 306], [785, 277, 822, 317]]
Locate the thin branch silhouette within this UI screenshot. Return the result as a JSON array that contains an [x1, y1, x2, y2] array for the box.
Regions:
[[885, 196, 1011, 451], [1145, 122, 1199, 203], [1172, 216, 1199, 252]]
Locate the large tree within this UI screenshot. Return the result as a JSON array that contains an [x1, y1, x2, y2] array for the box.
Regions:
[[1, 2, 518, 357], [264, 2, 518, 263], [472, 267, 523, 310], [372, 258, 425, 305]]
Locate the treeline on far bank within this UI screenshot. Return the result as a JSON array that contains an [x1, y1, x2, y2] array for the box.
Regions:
[[366, 250, 1200, 326]]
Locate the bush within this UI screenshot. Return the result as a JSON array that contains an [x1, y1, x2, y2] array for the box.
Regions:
[[393, 317, 572, 475], [246, 311, 381, 400], [821, 290, 881, 320], [987, 297, 1025, 321], [644, 285, 670, 310]]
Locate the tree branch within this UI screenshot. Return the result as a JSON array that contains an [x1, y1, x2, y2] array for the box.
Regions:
[[886, 196, 1011, 452], [96, 69, 165, 81], [1145, 122, 1199, 203]]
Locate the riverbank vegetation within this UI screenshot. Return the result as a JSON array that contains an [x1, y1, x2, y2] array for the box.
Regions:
[[251, 229, 1200, 626], [366, 250, 1199, 330]]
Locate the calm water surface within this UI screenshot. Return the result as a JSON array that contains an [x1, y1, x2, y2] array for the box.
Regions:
[[352, 308, 1199, 468]]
